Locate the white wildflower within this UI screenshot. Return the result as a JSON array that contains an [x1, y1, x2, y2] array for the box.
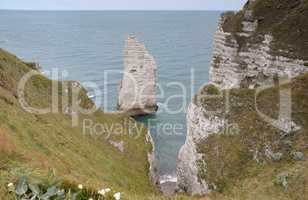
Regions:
[[89, 198, 93, 200], [7, 182, 14, 193], [7, 183, 14, 187], [98, 188, 111, 196], [78, 184, 83, 190], [98, 189, 103, 195], [113, 192, 121, 200]]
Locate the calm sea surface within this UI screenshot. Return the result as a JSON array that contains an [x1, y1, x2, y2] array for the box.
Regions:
[[0, 10, 220, 179]]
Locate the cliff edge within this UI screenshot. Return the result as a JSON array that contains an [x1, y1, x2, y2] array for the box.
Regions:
[[177, 0, 308, 198], [210, 0, 308, 89]]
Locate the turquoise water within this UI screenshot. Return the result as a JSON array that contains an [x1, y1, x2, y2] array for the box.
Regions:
[[0, 10, 220, 177]]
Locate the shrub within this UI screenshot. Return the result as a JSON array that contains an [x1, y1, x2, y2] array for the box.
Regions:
[[7, 176, 118, 200]]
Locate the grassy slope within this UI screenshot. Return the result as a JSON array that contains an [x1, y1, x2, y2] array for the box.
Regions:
[[0, 48, 199, 200], [0, 48, 157, 198], [221, 0, 308, 60], [196, 73, 308, 200]]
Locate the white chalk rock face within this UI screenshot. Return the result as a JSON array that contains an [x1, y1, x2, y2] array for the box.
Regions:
[[118, 36, 158, 116], [177, 96, 224, 196], [210, 19, 308, 89]]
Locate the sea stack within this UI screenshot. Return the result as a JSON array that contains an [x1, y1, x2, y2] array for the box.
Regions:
[[118, 36, 158, 116]]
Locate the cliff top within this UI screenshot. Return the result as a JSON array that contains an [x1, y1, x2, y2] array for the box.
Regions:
[[221, 0, 308, 60], [194, 72, 308, 199]]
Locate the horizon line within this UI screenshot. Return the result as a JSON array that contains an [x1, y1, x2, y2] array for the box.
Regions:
[[0, 9, 232, 12]]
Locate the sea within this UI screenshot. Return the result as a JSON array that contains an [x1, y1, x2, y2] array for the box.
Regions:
[[0, 10, 221, 182]]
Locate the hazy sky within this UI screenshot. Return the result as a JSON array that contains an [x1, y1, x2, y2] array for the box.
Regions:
[[1, 0, 247, 11]]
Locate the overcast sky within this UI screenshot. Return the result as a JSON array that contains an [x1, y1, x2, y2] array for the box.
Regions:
[[1, 0, 247, 11]]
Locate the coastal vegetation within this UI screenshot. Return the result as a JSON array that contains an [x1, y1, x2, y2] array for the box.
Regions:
[[1, 0, 308, 199], [0, 48, 155, 199], [195, 73, 308, 200], [0, 48, 200, 200]]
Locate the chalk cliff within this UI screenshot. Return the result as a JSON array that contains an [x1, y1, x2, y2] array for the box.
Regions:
[[177, 0, 308, 196], [210, 22, 308, 89], [118, 36, 158, 116], [177, 100, 224, 195], [146, 130, 160, 187], [210, 2, 308, 89]]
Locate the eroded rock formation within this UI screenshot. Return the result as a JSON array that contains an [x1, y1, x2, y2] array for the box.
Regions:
[[118, 36, 158, 116]]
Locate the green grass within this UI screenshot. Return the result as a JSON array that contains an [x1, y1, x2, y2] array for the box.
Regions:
[[252, 0, 308, 59], [203, 85, 221, 96], [195, 73, 308, 200], [221, 11, 244, 34], [0, 48, 199, 200], [0, 48, 154, 198]]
